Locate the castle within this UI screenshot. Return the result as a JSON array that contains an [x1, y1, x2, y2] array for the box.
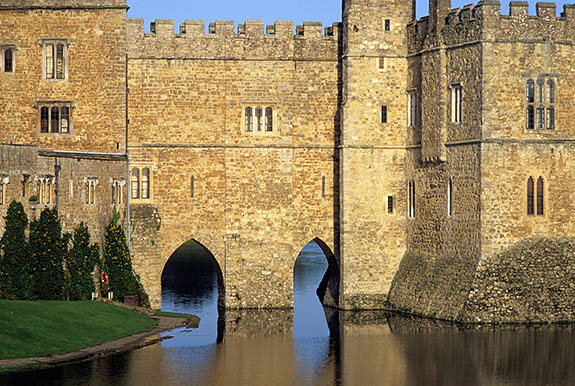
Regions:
[[2, 0, 575, 323]]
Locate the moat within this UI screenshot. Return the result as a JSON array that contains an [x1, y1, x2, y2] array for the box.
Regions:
[[1, 242, 574, 386]]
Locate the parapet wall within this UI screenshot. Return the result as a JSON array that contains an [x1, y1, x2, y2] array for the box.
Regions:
[[408, 1, 575, 54], [0, 0, 127, 8], [127, 19, 340, 60]]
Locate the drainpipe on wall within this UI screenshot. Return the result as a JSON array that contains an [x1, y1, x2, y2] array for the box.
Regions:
[[125, 53, 131, 250], [54, 157, 61, 212]]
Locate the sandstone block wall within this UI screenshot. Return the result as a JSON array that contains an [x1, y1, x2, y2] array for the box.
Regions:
[[0, 144, 128, 247], [127, 20, 340, 309], [0, 3, 127, 153], [338, 0, 413, 309]]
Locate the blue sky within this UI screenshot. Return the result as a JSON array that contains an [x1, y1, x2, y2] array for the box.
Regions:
[[127, 1, 575, 31]]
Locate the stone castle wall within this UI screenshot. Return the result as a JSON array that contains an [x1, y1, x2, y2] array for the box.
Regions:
[[126, 17, 340, 309], [0, 2, 128, 257], [0, 144, 128, 247]]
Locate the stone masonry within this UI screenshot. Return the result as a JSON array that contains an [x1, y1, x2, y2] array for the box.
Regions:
[[3, 0, 575, 322]]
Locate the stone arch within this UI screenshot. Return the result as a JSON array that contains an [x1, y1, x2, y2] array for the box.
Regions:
[[161, 238, 225, 309], [293, 237, 339, 308]]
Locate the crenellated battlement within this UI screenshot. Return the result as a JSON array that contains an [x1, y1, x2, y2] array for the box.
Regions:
[[0, 0, 127, 9], [127, 19, 340, 60], [129, 19, 340, 40], [408, 1, 575, 54]]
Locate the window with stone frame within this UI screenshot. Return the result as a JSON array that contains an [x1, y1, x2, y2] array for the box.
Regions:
[[407, 91, 417, 127], [1, 46, 14, 73], [527, 176, 545, 216], [408, 180, 415, 218], [85, 177, 98, 205], [450, 84, 462, 123], [131, 165, 153, 203], [447, 178, 453, 217], [43, 40, 68, 81], [36, 176, 54, 205], [111, 178, 126, 205], [244, 105, 275, 133], [0, 175, 9, 205], [37, 102, 72, 134], [526, 78, 555, 131]]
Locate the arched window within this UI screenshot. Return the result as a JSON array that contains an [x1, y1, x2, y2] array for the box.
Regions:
[[255, 107, 262, 131], [40, 107, 49, 133], [537, 80, 544, 104], [4, 48, 13, 73], [131, 168, 140, 199], [141, 168, 150, 199], [537, 177, 544, 216], [526, 80, 534, 103], [245, 107, 253, 132], [527, 177, 534, 216], [265, 107, 273, 132], [50, 107, 59, 133]]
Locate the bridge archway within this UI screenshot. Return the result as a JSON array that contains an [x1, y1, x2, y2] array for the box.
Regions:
[[161, 239, 225, 312], [293, 238, 339, 309]]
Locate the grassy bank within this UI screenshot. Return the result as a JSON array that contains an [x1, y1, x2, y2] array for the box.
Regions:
[[0, 301, 157, 360]]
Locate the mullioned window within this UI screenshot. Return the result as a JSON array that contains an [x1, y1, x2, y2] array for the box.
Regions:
[[244, 105, 275, 133], [526, 78, 555, 131]]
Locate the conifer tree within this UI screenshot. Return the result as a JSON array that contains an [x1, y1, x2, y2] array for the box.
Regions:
[[29, 208, 70, 300], [0, 201, 32, 299], [103, 209, 138, 301], [68, 223, 100, 301]]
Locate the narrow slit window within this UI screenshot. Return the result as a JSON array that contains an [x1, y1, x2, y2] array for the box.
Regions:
[[0, 184, 4, 205], [4, 49, 13, 73], [447, 178, 453, 217], [40, 107, 49, 133], [191, 175, 195, 198], [255, 107, 263, 131], [537, 177, 544, 216], [265, 107, 273, 132], [408, 92, 417, 127], [89, 182, 94, 204], [384, 19, 391, 31], [50, 107, 59, 133], [381, 106, 387, 123], [141, 168, 150, 199], [387, 196, 393, 214], [321, 176, 326, 198], [527, 177, 534, 216], [131, 168, 140, 199], [245, 107, 253, 132], [451, 85, 462, 123]]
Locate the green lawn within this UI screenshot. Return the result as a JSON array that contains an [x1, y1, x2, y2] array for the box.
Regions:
[[0, 301, 157, 360]]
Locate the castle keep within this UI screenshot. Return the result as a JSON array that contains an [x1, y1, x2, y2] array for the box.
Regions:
[[2, 0, 575, 323]]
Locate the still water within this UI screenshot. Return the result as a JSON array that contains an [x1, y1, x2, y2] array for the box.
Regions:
[[2, 242, 575, 386]]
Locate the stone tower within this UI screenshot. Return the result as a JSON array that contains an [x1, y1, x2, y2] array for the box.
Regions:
[[339, 0, 415, 309]]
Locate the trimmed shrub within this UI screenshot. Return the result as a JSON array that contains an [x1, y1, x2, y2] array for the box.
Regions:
[[68, 223, 100, 301], [102, 210, 139, 302], [0, 201, 32, 299], [29, 208, 70, 300]]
